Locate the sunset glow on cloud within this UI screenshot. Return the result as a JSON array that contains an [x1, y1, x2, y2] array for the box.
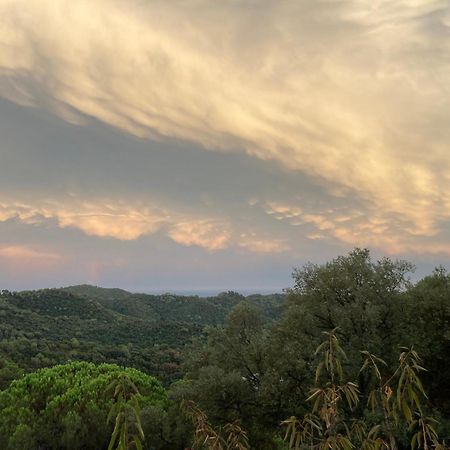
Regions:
[[0, 0, 449, 290]]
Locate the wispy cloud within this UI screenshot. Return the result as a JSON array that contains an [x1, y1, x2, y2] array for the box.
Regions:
[[1, 0, 449, 236]]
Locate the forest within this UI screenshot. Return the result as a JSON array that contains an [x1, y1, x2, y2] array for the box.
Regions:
[[0, 248, 449, 449]]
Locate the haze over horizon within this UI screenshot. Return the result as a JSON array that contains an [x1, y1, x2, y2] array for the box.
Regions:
[[1, 0, 450, 291]]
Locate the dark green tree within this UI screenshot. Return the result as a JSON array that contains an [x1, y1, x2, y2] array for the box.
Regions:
[[184, 302, 279, 448], [405, 267, 450, 418], [272, 248, 413, 387]]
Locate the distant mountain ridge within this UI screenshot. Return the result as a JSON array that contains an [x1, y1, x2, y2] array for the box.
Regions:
[[62, 284, 131, 300], [58, 284, 285, 324]]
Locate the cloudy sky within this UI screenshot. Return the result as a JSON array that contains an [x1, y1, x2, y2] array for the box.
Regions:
[[0, 0, 449, 293]]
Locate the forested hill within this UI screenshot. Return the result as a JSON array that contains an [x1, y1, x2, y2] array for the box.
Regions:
[[0, 285, 285, 386], [61, 284, 285, 324]]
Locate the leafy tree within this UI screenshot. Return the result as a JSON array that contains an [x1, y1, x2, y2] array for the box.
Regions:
[[0, 357, 23, 389], [287, 248, 412, 364], [405, 267, 450, 418], [269, 249, 413, 411], [0, 361, 167, 450], [184, 302, 280, 448]]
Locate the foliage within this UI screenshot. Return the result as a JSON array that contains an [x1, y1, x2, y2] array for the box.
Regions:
[[0, 361, 166, 450], [286, 248, 413, 368], [0, 287, 284, 386], [283, 329, 448, 450], [0, 356, 23, 389], [107, 373, 145, 450], [404, 268, 450, 416], [183, 303, 281, 448], [182, 249, 450, 447], [182, 400, 250, 450], [1, 249, 450, 448]]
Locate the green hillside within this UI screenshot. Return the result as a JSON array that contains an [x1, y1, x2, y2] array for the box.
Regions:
[[62, 285, 284, 324], [0, 286, 285, 386]]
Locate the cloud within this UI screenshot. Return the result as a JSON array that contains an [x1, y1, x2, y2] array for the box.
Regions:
[[0, 244, 62, 276], [1, 0, 450, 258], [262, 200, 450, 257], [1, 199, 167, 240], [168, 220, 230, 251], [56, 203, 168, 240], [0, 196, 234, 249], [238, 233, 288, 254], [0, 196, 303, 254], [0, 244, 60, 261]]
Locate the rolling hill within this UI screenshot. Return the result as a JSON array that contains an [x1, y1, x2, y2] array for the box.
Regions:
[[0, 285, 285, 386]]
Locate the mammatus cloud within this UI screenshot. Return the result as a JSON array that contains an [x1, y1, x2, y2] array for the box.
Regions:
[[262, 201, 450, 256], [0, 198, 226, 249], [0, 197, 288, 254], [56, 204, 168, 241], [168, 220, 230, 251], [1, 0, 450, 255], [238, 233, 288, 254]]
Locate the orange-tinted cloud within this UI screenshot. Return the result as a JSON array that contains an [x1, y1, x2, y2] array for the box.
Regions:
[[238, 233, 288, 254], [168, 220, 230, 251], [1, 0, 450, 257], [0, 244, 62, 275], [262, 200, 450, 256], [0, 244, 59, 261], [0, 197, 233, 249]]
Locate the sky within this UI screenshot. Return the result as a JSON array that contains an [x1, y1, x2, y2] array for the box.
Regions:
[[0, 0, 450, 293]]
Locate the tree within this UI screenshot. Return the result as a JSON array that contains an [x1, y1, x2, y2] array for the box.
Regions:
[[0, 361, 167, 450], [0, 357, 23, 389], [278, 248, 413, 377], [183, 302, 279, 448], [405, 267, 450, 421]]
